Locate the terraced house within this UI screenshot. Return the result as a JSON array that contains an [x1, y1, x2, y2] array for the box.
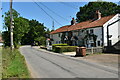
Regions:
[[50, 11, 120, 49]]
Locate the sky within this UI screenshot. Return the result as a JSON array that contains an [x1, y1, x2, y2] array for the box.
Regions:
[[0, 0, 119, 32]]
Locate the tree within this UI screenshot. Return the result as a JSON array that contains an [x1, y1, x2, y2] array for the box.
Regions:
[[21, 19, 46, 45], [13, 17, 29, 47], [3, 9, 20, 30], [3, 9, 47, 47], [76, 2, 120, 22], [34, 36, 46, 46], [3, 9, 29, 47]]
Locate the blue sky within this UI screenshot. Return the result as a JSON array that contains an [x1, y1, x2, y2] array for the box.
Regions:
[[0, 1, 119, 31], [1, 2, 88, 31]]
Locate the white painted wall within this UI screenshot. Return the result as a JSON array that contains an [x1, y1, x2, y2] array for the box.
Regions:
[[103, 14, 120, 46], [50, 33, 62, 44], [0, 43, 3, 46], [71, 27, 103, 47], [84, 27, 103, 47], [118, 16, 120, 41]]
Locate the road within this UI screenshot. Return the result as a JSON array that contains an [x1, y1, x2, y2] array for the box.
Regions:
[[19, 46, 118, 78]]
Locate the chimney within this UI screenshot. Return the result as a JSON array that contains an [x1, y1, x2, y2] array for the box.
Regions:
[[71, 17, 76, 25], [95, 10, 101, 20]]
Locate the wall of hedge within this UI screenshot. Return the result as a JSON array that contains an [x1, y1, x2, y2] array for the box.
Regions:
[[52, 44, 68, 52], [53, 46, 77, 53]]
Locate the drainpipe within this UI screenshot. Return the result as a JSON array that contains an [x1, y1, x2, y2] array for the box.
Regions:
[[107, 17, 120, 47]]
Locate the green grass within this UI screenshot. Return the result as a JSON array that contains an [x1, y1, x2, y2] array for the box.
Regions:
[[2, 48, 30, 78], [0, 47, 2, 79]]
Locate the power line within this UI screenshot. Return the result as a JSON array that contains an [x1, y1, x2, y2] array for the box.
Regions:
[[32, 0, 63, 26], [55, 0, 78, 10], [38, 2, 70, 22], [59, 2, 78, 10]]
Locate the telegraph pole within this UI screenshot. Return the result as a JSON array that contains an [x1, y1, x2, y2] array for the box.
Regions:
[[10, 0, 14, 50], [52, 21, 54, 31]]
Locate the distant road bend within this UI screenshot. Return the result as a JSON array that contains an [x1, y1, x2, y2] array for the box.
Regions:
[[19, 46, 118, 78]]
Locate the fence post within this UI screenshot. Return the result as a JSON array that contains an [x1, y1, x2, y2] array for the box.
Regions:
[[91, 47, 93, 54]]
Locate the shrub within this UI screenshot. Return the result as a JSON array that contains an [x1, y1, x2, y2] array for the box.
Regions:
[[52, 44, 68, 51], [54, 46, 77, 53]]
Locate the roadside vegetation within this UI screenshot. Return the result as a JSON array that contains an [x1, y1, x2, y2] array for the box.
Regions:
[[0, 47, 2, 79], [2, 48, 30, 78]]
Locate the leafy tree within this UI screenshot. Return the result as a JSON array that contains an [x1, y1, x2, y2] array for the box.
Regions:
[[3, 9, 20, 30], [21, 19, 46, 45], [2, 9, 29, 47], [13, 17, 29, 47], [34, 36, 46, 46], [76, 2, 120, 22], [2, 31, 10, 46], [3, 9, 48, 47]]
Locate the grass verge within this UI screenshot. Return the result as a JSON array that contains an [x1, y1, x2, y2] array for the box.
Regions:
[[0, 47, 2, 79], [2, 48, 30, 78]]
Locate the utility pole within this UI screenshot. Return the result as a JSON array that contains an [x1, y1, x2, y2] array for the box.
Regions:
[[52, 21, 54, 31], [10, 0, 14, 50]]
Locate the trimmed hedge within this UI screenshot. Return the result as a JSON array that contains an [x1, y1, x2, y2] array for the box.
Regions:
[[54, 46, 77, 53], [52, 44, 68, 52]]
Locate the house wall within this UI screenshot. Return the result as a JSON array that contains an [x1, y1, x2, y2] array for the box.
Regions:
[[50, 33, 62, 44], [83, 27, 103, 47], [103, 14, 119, 46], [0, 43, 3, 46], [118, 16, 120, 41], [71, 27, 103, 47]]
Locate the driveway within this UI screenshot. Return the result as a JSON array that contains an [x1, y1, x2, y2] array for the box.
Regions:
[[19, 46, 118, 78]]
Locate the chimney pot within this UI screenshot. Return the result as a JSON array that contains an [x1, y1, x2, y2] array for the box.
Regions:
[[71, 17, 76, 25], [96, 10, 101, 20]]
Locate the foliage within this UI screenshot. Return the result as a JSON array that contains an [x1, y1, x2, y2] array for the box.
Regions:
[[21, 19, 46, 45], [34, 36, 46, 46], [52, 44, 68, 46], [2, 31, 10, 46], [52, 44, 68, 52], [2, 48, 30, 78], [76, 2, 120, 22], [53, 46, 77, 53], [3, 9, 20, 30], [13, 17, 29, 47], [2, 9, 48, 47]]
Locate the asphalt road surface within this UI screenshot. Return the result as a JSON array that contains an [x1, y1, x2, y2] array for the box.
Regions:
[[19, 46, 118, 78]]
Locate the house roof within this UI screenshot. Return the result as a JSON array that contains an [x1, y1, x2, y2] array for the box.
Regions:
[[50, 14, 115, 34], [50, 25, 71, 34]]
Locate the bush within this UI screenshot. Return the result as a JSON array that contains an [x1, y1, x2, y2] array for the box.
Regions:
[[54, 46, 77, 53], [52, 44, 68, 52]]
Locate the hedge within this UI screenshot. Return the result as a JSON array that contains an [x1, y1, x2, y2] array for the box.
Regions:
[[52, 44, 68, 52], [54, 46, 77, 53]]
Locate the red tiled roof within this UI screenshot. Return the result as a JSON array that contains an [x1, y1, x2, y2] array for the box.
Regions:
[[50, 15, 115, 34], [50, 25, 71, 34], [68, 20, 91, 31]]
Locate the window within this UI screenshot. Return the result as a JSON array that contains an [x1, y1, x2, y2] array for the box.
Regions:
[[86, 30, 89, 34], [97, 41, 100, 46], [59, 41, 61, 43], [90, 29, 94, 34], [58, 33, 60, 37], [78, 30, 82, 36], [91, 43, 94, 47], [56, 41, 58, 44]]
